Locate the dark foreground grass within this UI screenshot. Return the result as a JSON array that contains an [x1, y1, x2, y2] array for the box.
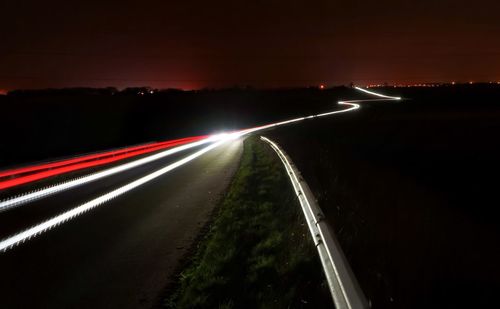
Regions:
[[165, 137, 331, 309]]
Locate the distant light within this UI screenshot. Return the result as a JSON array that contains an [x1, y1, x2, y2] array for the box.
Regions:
[[451, 81, 455, 85], [207, 132, 239, 142], [469, 81, 473, 85], [319, 84, 325, 90], [149, 90, 154, 94]]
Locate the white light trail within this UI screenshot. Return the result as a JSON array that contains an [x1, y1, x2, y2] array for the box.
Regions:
[[354, 86, 401, 100], [0, 140, 227, 252], [237, 88, 400, 134], [0, 138, 215, 212]]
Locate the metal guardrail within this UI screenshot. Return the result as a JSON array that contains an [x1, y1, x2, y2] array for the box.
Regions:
[[261, 136, 368, 309]]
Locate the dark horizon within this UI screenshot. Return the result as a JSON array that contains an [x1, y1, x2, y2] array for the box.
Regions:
[[3, 81, 500, 95]]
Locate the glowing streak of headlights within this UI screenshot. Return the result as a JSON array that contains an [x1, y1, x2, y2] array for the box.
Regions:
[[0, 140, 226, 252], [0, 138, 214, 212], [354, 86, 401, 100]]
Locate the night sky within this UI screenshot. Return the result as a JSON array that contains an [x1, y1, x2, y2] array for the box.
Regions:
[[1, 0, 500, 90]]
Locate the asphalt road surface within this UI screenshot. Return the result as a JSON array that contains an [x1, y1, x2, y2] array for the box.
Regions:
[[0, 139, 243, 308]]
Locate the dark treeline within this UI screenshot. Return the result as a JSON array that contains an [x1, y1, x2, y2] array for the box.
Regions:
[[0, 86, 353, 168]]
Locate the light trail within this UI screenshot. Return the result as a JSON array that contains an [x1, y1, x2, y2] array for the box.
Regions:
[[0, 138, 229, 252], [354, 86, 401, 100], [0, 136, 206, 179], [0, 137, 216, 212], [0, 87, 401, 252], [0, 136, 207, 190]]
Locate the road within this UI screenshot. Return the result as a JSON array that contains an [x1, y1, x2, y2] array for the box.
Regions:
[[0, 139, 243, 308], [0, 87, 398, 308]]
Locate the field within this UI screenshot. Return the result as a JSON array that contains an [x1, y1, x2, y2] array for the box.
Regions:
[[265, 85, 500, 308]]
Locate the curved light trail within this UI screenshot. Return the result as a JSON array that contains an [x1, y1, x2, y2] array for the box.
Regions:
[[0, 87, 401, 252], [354, 86, 402, 100]]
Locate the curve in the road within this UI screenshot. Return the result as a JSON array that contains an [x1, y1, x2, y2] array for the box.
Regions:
[[0, 87, 401, 252]]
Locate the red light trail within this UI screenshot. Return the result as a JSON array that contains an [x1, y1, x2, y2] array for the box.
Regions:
[[0, 135, 207, 190]]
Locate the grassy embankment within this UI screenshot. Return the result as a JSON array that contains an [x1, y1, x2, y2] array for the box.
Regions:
[[166, 137, 331, 308]]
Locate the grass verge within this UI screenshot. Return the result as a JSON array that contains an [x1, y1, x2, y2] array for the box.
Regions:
[[165, 136, 331, 308]]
